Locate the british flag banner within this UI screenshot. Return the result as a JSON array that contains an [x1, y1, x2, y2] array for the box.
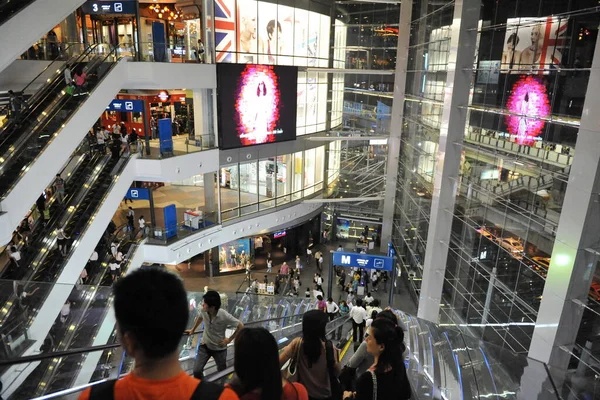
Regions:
[[501, 17, 569, 74], [208, 0, 237, 62]]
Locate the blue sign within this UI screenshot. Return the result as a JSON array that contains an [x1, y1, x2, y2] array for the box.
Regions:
[[158, 118, 173, 154], [125, 187, 150, 200], [332, 251, 393, 271], [106, 99, 144, 113], [82, 1, 137, 15], [387, 242, 396, 258], [163, 204, 177, 239]]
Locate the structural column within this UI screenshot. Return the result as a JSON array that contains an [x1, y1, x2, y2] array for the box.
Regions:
[[417, 0, 480, 322], [379, 0, 413, 252], [192, 89, 212, 145], [204, 172, 216, 213], [528, 32, 600, 370]]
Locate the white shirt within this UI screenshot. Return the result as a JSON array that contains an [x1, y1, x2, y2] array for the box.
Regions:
[[326, 301, 339, 314], [306, 248, 312, 255], [349, 306, 368, 324], [116, 251, 124, 262], [364, 296, 374, 304], [90, 251, 98, 262], [60, 303, 71, 317], [138, 218, 145, 229], [316, 277, 323, 285], [109, 262, 120, 271]]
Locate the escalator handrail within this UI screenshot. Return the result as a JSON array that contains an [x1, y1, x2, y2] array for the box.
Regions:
[[0, 312, 323, 367], [27, 315, 349, 400], [0, 44, 100, 147], [0, 45, 121, 196]]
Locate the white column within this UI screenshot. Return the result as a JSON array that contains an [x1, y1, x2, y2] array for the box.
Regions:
[[379, 1, 413, 252], [204, 172, 216, 212], [417, 0, 480, 322], [192, 89, 212, 142], [528, 31, 600, 369]]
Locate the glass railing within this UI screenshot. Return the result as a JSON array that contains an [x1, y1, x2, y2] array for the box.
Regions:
[[136, 132, 217, 160], [0, 45, 121, 200], [396, 309, 598, 400]]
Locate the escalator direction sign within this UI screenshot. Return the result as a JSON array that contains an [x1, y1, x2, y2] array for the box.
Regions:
[[125, 188, 150, 200], [82, 1, 137, 15], [107, 99, 144, 113]]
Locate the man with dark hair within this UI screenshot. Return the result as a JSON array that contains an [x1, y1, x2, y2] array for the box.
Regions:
[[79, 267, 238, 400], [186, 290, 244, 379]]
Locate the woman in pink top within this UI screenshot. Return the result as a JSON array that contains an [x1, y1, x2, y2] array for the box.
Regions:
[[73, 65, 87, 93]]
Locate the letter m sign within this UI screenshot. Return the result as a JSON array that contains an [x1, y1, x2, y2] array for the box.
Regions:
[[341, 255, 351, 264]]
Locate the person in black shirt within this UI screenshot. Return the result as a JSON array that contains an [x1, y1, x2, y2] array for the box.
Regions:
[[343, 318, 411, 400]]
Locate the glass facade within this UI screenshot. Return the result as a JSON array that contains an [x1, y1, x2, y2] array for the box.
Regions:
[[390, 0, 600, 369], [219, 145, 327, 222]]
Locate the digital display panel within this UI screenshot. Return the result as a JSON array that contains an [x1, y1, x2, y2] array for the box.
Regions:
[[217, 63, 297, 149]]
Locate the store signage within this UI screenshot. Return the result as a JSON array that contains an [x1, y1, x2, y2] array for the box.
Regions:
[[82, 1, 137, 15], [333, 251, 393, 271], [107, 99, 144, 113], [273, 230, 286, 239], [157, 90, 170, 101], [125, 188, 150, 200]]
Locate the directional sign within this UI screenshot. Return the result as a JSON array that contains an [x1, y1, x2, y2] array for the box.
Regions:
[[332, 251, 393, 271], [106, 99, 144, 113], [125, 188, 150, 200], [82, 1, 137, 15]]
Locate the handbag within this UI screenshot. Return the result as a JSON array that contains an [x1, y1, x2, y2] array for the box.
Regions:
[[325, 340, 343, 400], [368, 370, 378, 400], [283, 338, 301, 382], [66, 84, 74, 96]]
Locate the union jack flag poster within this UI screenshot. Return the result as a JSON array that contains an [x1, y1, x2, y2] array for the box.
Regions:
[[501, 17, 568, 75], [208, 0, 237, 62]]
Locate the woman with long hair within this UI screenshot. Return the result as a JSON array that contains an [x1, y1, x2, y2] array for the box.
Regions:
[[280, 310, 340, 400], [230, 327, 307, 399], [343, 319, 411, 400]]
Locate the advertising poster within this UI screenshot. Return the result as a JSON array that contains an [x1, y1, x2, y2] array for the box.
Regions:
[[235, 0, 329, 65], [501, 17, 568, 74], [217, 63, 298, 149], [219, 238, 252, 269], [336, 218, 350, 239]]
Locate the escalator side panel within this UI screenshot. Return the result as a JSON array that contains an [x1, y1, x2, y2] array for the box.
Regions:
[[0, 59, 128, 246]]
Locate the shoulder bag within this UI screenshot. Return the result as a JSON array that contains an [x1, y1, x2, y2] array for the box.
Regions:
[[283, 338, 302, 382], [368, 370, 378, 400]]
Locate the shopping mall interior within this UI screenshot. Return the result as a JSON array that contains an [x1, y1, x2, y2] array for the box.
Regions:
[[0, 0, 599, 398]]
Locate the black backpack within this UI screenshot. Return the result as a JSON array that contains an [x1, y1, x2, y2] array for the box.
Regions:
[[89, 378, 224, 400]]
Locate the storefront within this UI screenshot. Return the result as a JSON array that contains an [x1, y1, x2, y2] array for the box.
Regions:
[[99, 90, 189, 136]]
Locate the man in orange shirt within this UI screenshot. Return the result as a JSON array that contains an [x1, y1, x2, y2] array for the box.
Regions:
[[79, 267, 238, 400]]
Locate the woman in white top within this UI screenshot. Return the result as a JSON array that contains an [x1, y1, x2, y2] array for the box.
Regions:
[[349, 298, 368, 345]]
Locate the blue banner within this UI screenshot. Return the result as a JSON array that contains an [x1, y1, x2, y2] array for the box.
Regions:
[[106, 99, 144, 112], [163, 204, 177, 239], [387, 242, 396, 258], [158, 118, 173, 154], [332, 251, 394, 271], [125, 188, 150, 200]]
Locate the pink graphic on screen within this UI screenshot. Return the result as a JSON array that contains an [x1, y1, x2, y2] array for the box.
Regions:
[[234, 64, 281, 146], [504, 75, 551, 145]]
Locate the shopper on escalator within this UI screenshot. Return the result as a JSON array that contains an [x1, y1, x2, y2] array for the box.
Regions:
[[342, 319, 411, 400], [186, 290, 244, 380], [56, 228, 70, 256], [73, 65, 87, 95], [78, 267, 238, 400], [52, 174, 66, 204], [228, 327, 308, 400], [279, 310, 341, 400]]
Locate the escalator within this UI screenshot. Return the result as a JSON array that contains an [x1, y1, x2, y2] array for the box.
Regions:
[[0, 45, 117, 198], [31, 153, 121, 283], [0, 145, 99, 334], [0, 146, 124, 346], [0, 0, 86, 73], [0, 43, 93, 137]]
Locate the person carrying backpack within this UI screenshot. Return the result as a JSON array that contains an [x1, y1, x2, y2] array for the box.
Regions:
[[78, 267, 238, 400]]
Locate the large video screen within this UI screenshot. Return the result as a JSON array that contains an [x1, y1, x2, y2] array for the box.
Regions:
[[217, 63, 298, 149]]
